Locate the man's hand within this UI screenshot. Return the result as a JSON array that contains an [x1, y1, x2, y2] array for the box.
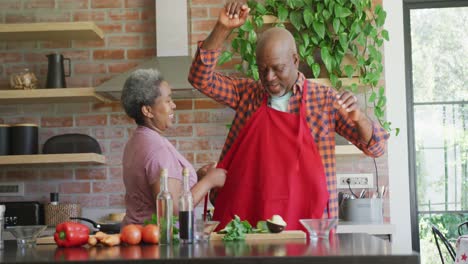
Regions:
[[197, 162, 217, 181], [219, 1, 250, 30], [335, 91, 362, 122]]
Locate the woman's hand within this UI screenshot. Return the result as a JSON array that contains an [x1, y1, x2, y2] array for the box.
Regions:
[[197, 162, 226, 188], [197, 162, 216, 181]]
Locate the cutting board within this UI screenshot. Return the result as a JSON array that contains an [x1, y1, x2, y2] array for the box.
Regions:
[[209, 230, 306, 241], [37, 236, 56, 245]]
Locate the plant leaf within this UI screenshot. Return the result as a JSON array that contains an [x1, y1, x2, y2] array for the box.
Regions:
[[334, 5, 352, 18], [381, 29, 389, 41], [313, 21, 325, 39], [333, 18, 341, 33], [277, 5, 288, 22], [321, 47, 332, 72], [303, 8, 314, 28], [240, 19, 254, 31], [218, 51, 233, 66], [312, 63, 321, 78], [344, 65, 354, 78], [290, 10, 303, 31]]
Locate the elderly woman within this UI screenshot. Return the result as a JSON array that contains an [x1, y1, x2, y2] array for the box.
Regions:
[[121, 69, 226, 225]]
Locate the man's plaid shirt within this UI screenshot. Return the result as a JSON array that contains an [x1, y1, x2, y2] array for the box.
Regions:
[[188, 42, 390, 218]]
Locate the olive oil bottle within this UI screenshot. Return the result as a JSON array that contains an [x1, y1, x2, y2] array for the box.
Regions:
[[157, 168, 173, 244]]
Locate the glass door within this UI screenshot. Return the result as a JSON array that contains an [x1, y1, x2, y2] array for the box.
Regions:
[[405, 1, 467, 263]]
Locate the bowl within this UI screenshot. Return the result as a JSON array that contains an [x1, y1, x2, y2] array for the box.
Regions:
[[299, 219, 338, 240], [7, 225, 47, 247], [195, 220, 220, 241]]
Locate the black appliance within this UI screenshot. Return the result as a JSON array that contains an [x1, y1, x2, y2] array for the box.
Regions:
[[46, 53, 71, 88], [42, 134, 102, 154], [0, 201, 44, 227]]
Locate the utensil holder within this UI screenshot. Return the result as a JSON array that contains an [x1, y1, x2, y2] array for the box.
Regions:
[[339, 198, 383, 223], [45, 203, 81, 226]]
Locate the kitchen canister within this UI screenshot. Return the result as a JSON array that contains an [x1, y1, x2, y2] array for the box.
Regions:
[[45, 203, 81, 227], [10, 124, 39, 155], [0, 124, 10, 155], [339, 198, 383, 224]]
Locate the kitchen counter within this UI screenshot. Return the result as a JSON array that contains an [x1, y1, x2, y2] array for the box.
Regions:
[[0, 233, 418, 264]]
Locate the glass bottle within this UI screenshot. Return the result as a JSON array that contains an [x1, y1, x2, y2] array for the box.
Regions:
[[0, 204, 5, 250], [179, 167, 194, 243], [157, 168, 173, 245]]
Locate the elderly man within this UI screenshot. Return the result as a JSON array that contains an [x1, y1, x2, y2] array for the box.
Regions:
[[188, 1, 389, 230]]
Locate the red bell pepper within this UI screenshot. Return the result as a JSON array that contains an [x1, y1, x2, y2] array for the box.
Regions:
[[54, 221, 89, 247]]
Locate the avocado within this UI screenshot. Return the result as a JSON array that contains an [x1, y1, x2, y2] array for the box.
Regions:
[[266, 215, 287, 233]]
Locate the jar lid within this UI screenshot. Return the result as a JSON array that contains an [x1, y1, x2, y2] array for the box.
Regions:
[[11, 123, 39, 127], [50, 192, 59, 203]]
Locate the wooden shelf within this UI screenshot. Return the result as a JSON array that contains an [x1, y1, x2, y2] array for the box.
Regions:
[[0, 88, 112, 104], [0, 153, 106, 166], [0, 22, 104, 41], [336, 145, 363, 155]]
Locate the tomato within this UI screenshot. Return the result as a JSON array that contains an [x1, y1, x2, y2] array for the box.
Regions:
[[142, 224, 160, 244], [120, 224, 142, 245]]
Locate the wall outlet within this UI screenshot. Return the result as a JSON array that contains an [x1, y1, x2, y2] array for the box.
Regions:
[[337, 173, 374, 189]]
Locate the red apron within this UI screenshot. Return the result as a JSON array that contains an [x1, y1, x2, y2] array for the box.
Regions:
[[213, 81, 329, 231]]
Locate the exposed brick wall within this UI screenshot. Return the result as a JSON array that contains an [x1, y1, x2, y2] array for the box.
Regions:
[[0, 0, 389, 220]]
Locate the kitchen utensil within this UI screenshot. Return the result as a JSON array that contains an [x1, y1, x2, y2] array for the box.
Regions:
[[299, 219, 338, 240], [69, 217, 121, 234], [195, 220, 219, 241], [210, 230, 306, 241], [45, 203, 81, 227], [9, 124, 38, 155], [6, 225, 47, 247], [340, 198, 383, 223], [45, 53, 71, 88], [42, 134, 102, 154]]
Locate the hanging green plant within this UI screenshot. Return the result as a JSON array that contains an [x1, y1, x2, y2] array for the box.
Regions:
[[218, 0, 397, 135]]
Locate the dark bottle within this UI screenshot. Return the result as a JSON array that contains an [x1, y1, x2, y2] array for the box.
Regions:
[[179, 167, 194, 243]]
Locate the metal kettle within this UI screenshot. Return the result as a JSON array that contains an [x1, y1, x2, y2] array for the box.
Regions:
[[46, 53, 71, 88]]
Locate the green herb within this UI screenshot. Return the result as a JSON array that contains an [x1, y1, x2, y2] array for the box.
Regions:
[[220, 215, 253, 241], [254, 220, 270, 233]]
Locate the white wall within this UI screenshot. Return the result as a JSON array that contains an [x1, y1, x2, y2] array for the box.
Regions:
[[383, 0, 413, 252]]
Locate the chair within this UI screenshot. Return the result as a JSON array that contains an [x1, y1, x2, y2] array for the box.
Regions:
[[458, 221, 468, 236], [431, 224, 456, 264]]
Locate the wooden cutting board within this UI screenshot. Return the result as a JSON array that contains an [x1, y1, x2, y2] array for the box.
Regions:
[[37, 236, 56, 245], [209, 230, 306, 241]]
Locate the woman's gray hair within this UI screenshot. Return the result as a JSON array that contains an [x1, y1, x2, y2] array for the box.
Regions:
[[121, 69, 164, 125]]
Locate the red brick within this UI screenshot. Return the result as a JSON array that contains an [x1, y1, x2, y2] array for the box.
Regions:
[[5, 14, 35, 23], [174, 99, 192, 110], [191, 33, 208, 44], [108, 10, 139, 21], [165, 125, 193, 137], [92, 102, 123, 112], [192, 0, 224, 4], [62, 50, 90, 60], [109, 167, 123, 181], [177, 112, 194, 124], [195, 152, 221, 164], [40, 170, 74, 180], [23, 52, 48, 62], [179, 139, 210, 151], [67, 76, 92, 87], [96, 23, 123, 34], [125, 0, 154, 8], [110, 114, 134, 125], [106, 153, 123, 166], [73, 39, 105, 48], [127, 48, 155, 60], [141, 10, 155, 20], [74, 63, 107, 74], [93, 181, 124, 193], [73, 195, 108, 207], [210, 138, 226, 150], [93, 127, 125, 139], [209, 7, 223, 18], [56, 127, 91, 135], [23, 0, 54, 9], [6, 42, 37, 50], [0, 1, 21, 9], [210, 108, 235, 122], [109, 194, 125, 207], [91, 0, 123, 8], [108, 36, 141, 48], [0, 105, 20, 116], [60, 182, 90, 193], [107, 62, 139, 73], [58, 0, 88, 9], [35, 12, 71, 22], [56, 103, 90, 114], [76, 168, 107, 180], [4, 116, 40, 124], [192, 20, 217, 32], [191, 8, 209, 18], [194, 99, 225, 109], [195, 124, 228, 136], [40, 41, 72, 49], [25, 183, 57, 194], [125, 22, 155, 33], [182, 152, 194, 163], [73, 11, 106, 21], [110, 140, 126, 153], [93, 50, 125, 60], [76, 115, 107, 126], [0, 53, 23, 63], [5, 170, 40, 181], [142, 34, 156, 47], [93, 75, 113, 86], [41, 116, 73, 127]]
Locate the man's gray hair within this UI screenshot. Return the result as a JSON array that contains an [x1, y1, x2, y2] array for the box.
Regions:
[[121, 69, 164, 125]]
